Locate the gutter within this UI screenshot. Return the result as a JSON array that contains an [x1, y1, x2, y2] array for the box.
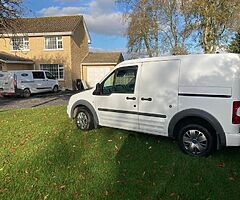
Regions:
[[0, 59, 34, 64], [2, 32, 73, 37]]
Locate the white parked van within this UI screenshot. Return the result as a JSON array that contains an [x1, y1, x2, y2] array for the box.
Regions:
[[67, 53, 240, 156], [0, 70, 59, 97]]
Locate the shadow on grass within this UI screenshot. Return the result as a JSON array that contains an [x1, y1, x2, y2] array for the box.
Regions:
[[3, 127, 240, 200], [111, 133, 240, 200]]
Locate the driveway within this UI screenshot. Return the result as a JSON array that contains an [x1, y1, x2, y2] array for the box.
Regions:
[[0, 91, 77, 110]]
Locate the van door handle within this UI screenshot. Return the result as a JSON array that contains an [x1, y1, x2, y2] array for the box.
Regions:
[[141, 97, 152, 101], [126, 97, 136, 100]]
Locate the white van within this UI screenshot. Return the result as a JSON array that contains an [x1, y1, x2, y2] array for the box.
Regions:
[[0, 70, 59, 97], [67, 53, 240, 156]]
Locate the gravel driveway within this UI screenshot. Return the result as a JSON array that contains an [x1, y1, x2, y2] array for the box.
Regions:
[[0, 91, 77, 110]]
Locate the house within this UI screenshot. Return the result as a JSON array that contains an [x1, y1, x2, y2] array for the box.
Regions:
[[82, 52, 124, 87], [0, 15, 91, 89]]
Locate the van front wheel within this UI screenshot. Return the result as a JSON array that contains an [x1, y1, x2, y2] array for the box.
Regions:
[[53, 85, 58, 93], [75, 107, 94, 131], [178, 124, 214, 157]]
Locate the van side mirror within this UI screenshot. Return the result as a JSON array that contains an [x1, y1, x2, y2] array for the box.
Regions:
[[93, 83, 102, 95]]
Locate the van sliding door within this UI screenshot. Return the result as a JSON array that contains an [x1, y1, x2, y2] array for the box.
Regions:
[[138, 60, 180, 135]]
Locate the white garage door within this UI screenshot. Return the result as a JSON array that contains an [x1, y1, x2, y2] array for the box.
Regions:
[[87, 67, 111, 87]]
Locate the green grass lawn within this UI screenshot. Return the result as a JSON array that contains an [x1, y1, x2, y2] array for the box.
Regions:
[[1, 106, 240, 200]]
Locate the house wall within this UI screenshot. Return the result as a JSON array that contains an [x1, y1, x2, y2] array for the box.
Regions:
[[0, 28, 89, 89], [70, 22, 89, 89]]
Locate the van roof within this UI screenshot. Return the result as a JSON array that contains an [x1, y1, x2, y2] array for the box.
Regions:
[[5, 70, 46, 72], [118, 53, 240, 66]]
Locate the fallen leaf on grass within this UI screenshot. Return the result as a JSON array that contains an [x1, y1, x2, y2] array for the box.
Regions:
[[44, 194, 49, 200], [0, 188, 8, 193], [217, 163, 225, 168], [170, 193, 176, 197], [59, 185, 65, 190]]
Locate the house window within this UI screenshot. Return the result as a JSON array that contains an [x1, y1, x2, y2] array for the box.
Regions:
[[40, 64, 64, 80], [11, 37, 29, 51], [45, 36, 63, 50]]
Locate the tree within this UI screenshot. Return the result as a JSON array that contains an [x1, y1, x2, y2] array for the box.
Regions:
[[0, 0, 25, 33], [120, 0, 160, 57], [187, 0, 240, 53], [117, 0, 240, 56], [228, 31, 240, 53], [117, 0, 197, 57]]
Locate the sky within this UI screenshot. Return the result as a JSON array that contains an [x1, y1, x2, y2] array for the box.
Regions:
[[23, 0, 128, 53]]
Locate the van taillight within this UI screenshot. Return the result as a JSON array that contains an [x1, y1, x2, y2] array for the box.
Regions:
[[232, 101, 240, 124]]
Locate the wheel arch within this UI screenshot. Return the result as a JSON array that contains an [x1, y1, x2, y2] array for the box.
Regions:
[[71, 100, 99, 128], [168, 109, 226, 149]]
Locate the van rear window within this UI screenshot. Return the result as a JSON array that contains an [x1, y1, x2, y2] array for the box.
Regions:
[[0, 74, 4, 77]]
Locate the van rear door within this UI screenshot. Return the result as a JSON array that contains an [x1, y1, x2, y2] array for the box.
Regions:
[[138, 60, 180, 135], [0, 72, 6, 92], [0, 72, 15, 94]]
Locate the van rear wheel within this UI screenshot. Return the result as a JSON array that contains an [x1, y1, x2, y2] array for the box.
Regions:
[[178, 123, 214, 157], [22, 88, 31, 98], [75, 107, 94, 131]]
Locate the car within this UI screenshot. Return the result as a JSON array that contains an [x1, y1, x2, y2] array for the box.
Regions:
[[67, 53, 240, 156], [0, 70, 59, 98]]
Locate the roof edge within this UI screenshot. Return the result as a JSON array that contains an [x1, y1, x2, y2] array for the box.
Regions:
[[82, 62, 118, 65], [2, 32, 73, 37]]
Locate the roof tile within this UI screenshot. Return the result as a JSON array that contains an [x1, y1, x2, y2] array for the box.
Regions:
[[0, 15, 83, 34], [83, 52, 124, 64]]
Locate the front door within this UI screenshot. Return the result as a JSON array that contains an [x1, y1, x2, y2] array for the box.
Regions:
[[94, 66, 139, 131], [138, 60, 180, 136]]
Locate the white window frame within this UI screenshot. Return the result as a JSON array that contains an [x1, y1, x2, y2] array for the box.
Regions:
[[44, 36, 63, 50], [40, 64, 64, 80], [11, 37, 29, 51]]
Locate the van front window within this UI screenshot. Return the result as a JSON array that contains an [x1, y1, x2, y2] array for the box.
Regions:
[[102, 66, 137, 95]]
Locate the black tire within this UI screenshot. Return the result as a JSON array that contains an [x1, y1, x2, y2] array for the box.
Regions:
[[22, 88, 31, 98], [75, 107, 94, 131], [53, 85, 58, 93], [178, 123, 215, 157]]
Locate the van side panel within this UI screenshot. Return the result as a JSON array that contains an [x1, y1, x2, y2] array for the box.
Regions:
[[177, 54, 240, 146], [179, 54, 240, 89], [138, 60, 180, 135]]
